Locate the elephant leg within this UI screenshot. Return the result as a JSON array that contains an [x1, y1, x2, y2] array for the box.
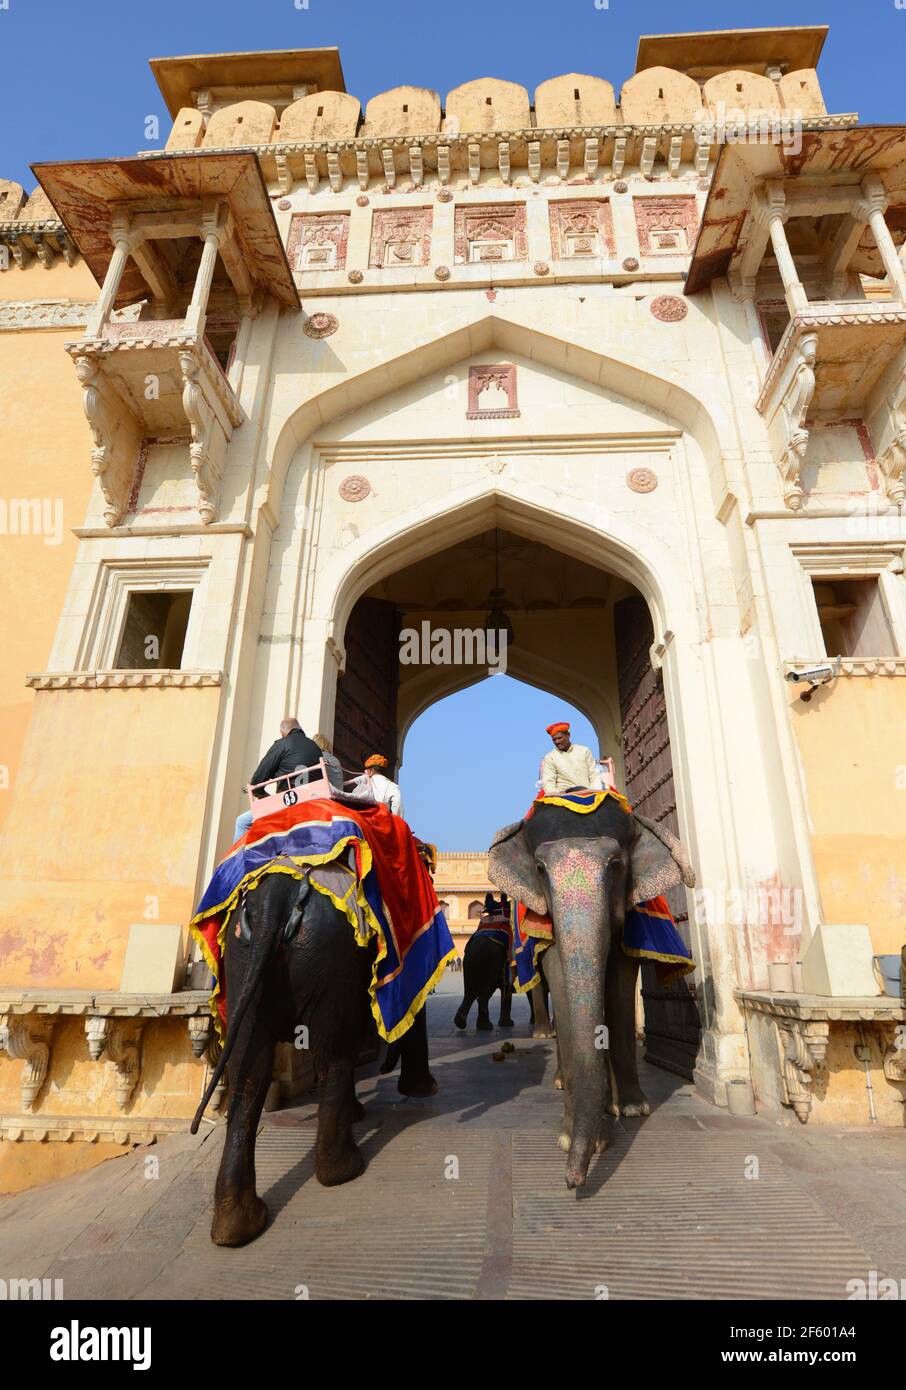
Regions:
[[398, 1006, 438, 1097], [211, 1016, 275, 1247], [315, 1056, 365, 1187], [498, 957, 514, 1027], [454, 989, 475, 1029], [606, 946, 649, 1118], [529, 980, 555, 1039], [543, 947, 578, 1151], [475, 989, 494, 1030]]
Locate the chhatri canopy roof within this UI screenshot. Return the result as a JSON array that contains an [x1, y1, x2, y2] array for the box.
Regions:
[[32, 151, 300, 311], [685, 125, 906, 294], [635, 26, 828, 78], [150, 48, 346, 118]]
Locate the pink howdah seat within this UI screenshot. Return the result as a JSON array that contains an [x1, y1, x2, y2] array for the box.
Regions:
[[247, 759, 335, 821]]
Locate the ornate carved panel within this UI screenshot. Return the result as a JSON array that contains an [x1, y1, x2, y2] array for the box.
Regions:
[[453, 203, 527, 265], [549, 199, 615, 260], [287, 213, 350, 272], [368, 207, 433, 269], [467, 364, 519, 419], [634, 196, 699, 256]]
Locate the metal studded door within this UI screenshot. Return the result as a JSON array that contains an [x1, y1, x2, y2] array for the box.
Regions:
[[614, 594, 700, 1079], [333, 597, 402, 778]]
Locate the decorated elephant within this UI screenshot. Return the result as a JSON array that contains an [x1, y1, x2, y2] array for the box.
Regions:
[[192, 850, 439, 1247], [454, 899, 514, 1031], [488, 795, 694, 1190]]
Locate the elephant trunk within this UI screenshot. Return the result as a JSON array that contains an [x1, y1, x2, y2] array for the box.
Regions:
[[541, 839, 621, 1189]]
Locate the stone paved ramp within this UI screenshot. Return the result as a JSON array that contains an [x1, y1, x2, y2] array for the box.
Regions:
[[2, 992, 905, 1300]]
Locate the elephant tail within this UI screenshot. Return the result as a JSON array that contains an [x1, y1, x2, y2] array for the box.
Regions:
[[190, 873, 310, 1134]]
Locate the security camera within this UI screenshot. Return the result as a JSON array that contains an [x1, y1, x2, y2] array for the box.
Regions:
[[785, 657, 841, 702]]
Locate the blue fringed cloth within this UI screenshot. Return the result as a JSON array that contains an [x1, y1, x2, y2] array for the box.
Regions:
[[190, 799, 455, 1043]]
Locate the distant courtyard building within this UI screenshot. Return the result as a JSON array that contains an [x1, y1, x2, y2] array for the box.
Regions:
[[0, 26, 904, 1189]]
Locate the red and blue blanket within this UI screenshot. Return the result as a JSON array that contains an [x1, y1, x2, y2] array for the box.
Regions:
[[512, 790, 695, 990], [190, 799, 455, 1043]]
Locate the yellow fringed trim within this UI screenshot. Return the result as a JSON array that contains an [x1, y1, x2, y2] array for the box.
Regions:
[[622, 944, 696, 981], [190, 835, 453, 1046], [513, 936, 553, 994], [534, 789, 630, 816]]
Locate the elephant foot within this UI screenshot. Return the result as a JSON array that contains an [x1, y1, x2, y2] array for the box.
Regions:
[[398, 1072, 438, 1098], [533, 1025, 556, 1040], [498, 1016, 515, 1028], [211, 1192, 268, 1248], [351, 1098, 366, 1122], [619, 1100, 650, 1119], [453, 1008, 468, 1030], [476, 1015, 494, 1032], [315, 1142, 366, 1187]]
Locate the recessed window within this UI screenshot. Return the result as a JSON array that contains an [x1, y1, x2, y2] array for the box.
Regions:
[[468, 900, 484, 919], [574, 88, 580, 101], [114, 591, 193, 669], [317, 105, 324, 116], [402, 103, 409, 113], [812, 578, 896, 657]]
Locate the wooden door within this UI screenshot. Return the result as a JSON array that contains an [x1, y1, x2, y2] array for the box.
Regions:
[[614, 594, 701, 1079], [333, 597, 402, 778]]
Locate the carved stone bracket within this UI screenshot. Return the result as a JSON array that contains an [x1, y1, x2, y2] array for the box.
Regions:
[[179, 349, 219, 524], [776, 331, 817, 511], [73, 354, 136, 527], [85, 1017, 144, 1110], [0, 1014, 55, 1111], [878, 394, 906, 506], [775, 1017, 829, 1123]]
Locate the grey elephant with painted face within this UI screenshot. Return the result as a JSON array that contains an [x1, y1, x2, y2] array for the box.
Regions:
[[488, 796, 694, 1190]]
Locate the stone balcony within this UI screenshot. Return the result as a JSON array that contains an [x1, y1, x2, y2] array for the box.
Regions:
[[756, 300, 906, 509], [64, 319, 245, 527]]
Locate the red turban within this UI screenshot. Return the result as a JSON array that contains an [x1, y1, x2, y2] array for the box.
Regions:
[[546, 722, 570, 736], [365, 754, 389, 769]]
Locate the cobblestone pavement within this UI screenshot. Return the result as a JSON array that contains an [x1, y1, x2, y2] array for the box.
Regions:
[[2, 985, 905, 1300]]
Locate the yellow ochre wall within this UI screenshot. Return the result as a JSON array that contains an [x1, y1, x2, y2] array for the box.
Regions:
[[789, 679, 906, 953], [0, 686, 221, 988], [0, 257, 97, 838]]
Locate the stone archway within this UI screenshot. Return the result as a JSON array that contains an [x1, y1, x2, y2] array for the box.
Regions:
[[329, 514, 702, 1078]]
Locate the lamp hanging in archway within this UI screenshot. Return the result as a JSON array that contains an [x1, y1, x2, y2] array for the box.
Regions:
[[483, 528, 515, 647]]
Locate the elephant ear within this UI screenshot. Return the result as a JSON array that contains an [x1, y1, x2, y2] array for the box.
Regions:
[[488, 821, 547, 916], [627, 813, 695, 907]]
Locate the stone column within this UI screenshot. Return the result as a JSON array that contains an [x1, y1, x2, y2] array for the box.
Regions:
[[84, 215, 138, 337], [185, 201, 227, 337], [857, 177, 906, 303], [763, 194, 807, 317]]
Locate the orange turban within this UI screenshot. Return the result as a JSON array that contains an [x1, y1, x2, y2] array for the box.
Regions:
[[546, 722, 570, 736], [365, 754, 389, 769]]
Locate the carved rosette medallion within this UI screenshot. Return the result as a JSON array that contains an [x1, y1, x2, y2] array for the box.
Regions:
[[304, 312, 339, 339], [347, 269, 364, 284], [534, 261, 550, 276], [356, 195, 370, 207], [437, 189, 453, 203], [627, 467, 659, 494], [613, 180, 629, 194], [434, 265, 451, 281], [277, 199, 291, 211], [339, 475, 371, 502], [622, 257, 639, 272], [650, 295, 688, 322]]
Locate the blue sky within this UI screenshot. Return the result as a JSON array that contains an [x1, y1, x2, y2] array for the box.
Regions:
[[2, 1, 900, 847], [1, 0, 903, 189]]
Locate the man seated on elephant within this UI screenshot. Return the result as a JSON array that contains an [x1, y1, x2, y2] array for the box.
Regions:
[[233, 717, 323, 842], [351, 754, 404, 817], [540, 721, 604, 796]]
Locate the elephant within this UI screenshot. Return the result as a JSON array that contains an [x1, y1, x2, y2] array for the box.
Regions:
[[454, 921, 514, 1031], [191, 847, 437, 1247], [488, 797, 694, 1190]]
